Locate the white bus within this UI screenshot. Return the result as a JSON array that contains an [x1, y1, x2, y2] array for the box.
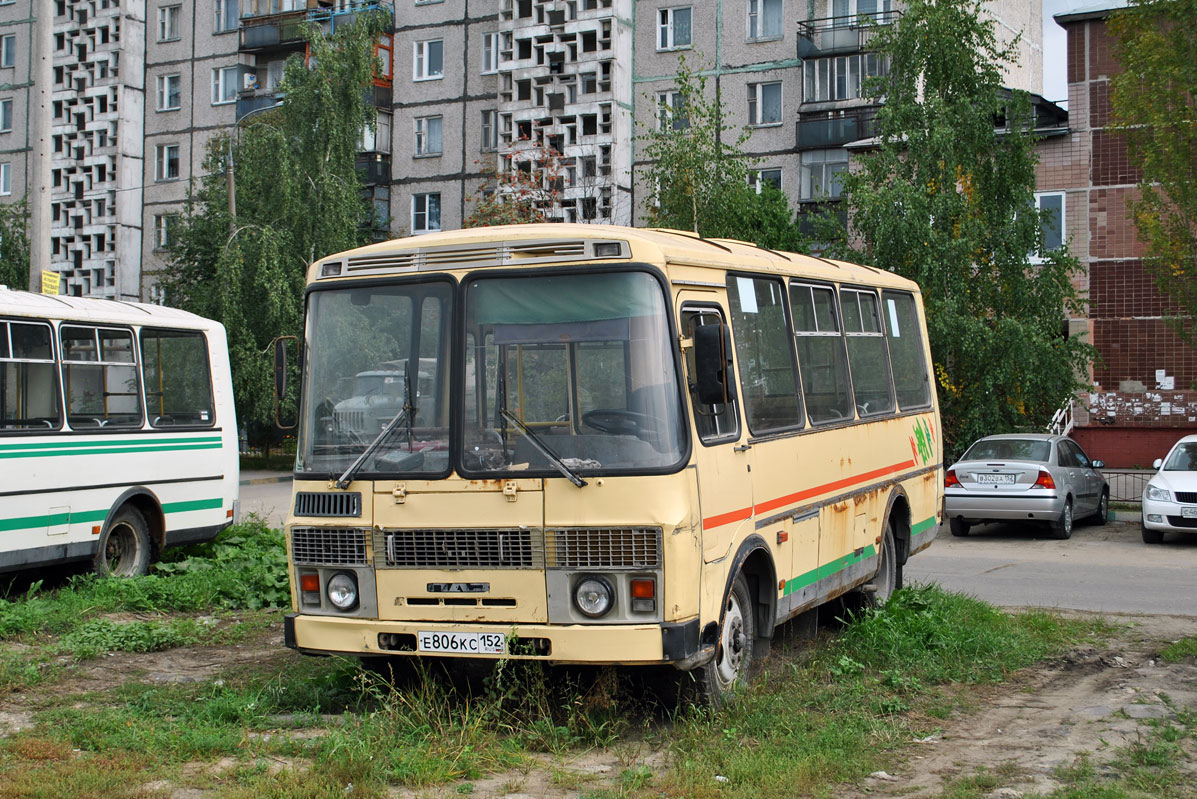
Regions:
[[0, 288, 240, 576]]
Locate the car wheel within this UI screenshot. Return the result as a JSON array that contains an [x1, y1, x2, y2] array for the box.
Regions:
[[1141, 523, 1164, 544], [1051, 500, 1073, 540], [694, 572, 756, 708], [93, 506, 152, 577], [1091, 491, 1109, 525], [949, 518, 970, 537]]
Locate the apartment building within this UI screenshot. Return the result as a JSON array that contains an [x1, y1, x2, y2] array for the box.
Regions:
[[0, 0, 1043, 300]]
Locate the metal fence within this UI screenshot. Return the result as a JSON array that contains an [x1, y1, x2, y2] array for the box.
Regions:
[[1101, 469, 1152, 504]]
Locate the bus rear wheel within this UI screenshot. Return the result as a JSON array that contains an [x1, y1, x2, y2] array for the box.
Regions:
[[695, 572, 755, 707], [93, 506, 152, 578]]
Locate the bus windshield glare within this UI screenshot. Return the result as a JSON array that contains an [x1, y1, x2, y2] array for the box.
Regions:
[[296, 271, 685, 478]]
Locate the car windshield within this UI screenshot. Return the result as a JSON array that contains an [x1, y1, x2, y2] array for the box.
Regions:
[[297, 281, 452, 477], [461, 270, 686, 475], [963, 438, 1051, 463], [1163, 442, 1197, 471]]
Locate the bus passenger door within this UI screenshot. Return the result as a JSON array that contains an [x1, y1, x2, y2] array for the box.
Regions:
[[680, 302, 753, 564]]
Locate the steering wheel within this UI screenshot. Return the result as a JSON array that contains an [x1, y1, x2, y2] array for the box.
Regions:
[[582, 409, 657, 437]]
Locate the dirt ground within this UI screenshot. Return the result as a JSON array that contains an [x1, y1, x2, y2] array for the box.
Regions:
[[2, 611, 1195, 798]]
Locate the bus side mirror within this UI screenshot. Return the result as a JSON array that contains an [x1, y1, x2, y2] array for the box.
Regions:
[[272, 335, 298, 430], [693, 324, 736, 406]]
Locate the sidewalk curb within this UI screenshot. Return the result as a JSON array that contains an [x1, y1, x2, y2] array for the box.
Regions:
[[1110, 509, 1140, 522], [240, 474, 292, 486]]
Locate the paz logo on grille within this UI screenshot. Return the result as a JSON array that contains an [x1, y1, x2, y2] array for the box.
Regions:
[[426, 583, 490, 593]]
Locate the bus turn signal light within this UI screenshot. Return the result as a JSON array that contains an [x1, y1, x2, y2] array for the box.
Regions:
[[630, 578, 656, 613]]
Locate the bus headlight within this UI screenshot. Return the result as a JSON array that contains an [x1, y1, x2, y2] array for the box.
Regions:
[[573, 576, 614, 618], [326, 572, 359, 611]]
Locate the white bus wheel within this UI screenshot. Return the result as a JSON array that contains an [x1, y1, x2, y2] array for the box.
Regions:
[[695, 572, 755, 707], [94, 507, 152, 578]]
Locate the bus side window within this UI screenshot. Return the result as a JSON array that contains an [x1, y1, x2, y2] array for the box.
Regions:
[[840, 288, 896, 418], [881, 290, 932, 409], [726, 275, 804, 435], [140, 328, 216, 427], [682, 307, 739, 444], [0, 320, 61, 430], [790, 283, 854, 424], [60, 325, 143, 428]]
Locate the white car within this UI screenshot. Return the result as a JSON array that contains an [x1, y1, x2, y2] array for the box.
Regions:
[[1141, 434, 1197, 543]]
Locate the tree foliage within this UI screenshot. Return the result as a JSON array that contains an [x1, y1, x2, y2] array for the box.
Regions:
[[637, 55, 804, 251], [160, 12, 387, 445], [463, 145, 565, 227], [1109, 0, 1197, 343], [0, 198, 29, 291], [836, 0, 1092, 457]]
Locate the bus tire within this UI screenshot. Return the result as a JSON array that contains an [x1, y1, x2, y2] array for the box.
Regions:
[[93, 506, 152, 578], [869, 521, 902, 606], [695, 572, 755, 707]]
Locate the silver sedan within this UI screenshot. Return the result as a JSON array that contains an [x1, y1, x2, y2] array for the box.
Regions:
[[943, 434, 1108, 540]]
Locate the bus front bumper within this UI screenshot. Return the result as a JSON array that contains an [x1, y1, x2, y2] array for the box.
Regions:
[[283, 613, 703, 667]]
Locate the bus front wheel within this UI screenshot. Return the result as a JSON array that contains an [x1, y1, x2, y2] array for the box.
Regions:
[[93, 506, 152, 578], [696, 572, 755, 707]]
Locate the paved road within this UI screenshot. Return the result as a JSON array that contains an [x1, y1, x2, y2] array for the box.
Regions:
[[906, 517, 1197, 616], [239, 475, 1195, 616]]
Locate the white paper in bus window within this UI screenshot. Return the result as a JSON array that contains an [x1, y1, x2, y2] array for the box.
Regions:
[[886, 298, 900, 337], [737, 277, 758, 313]]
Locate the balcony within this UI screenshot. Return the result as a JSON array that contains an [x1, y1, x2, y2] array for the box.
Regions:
[[239, 2, 393, 53], [796, 108, 877, 150], [796, 11, 898, 58], [356, 153, 391, 185], [796, 201, 848, 241], [236, 91, 282, 121]]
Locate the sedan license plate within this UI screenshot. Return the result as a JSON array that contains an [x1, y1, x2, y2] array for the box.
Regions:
[[976, 473, 1015, 485], [418, 631, 506, 655], [1182, 507, 1197, 519]]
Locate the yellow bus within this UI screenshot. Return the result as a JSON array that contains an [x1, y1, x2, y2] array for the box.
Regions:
[[281, 224, 942, 702]]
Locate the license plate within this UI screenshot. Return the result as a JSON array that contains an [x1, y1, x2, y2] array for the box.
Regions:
[[1183, 507, 1197, 519], [976, 473, 1015, 485], [417, 631, 506, 655]]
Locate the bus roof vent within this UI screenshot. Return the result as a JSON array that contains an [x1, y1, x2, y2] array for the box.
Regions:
[[336, 239, 629, 277]]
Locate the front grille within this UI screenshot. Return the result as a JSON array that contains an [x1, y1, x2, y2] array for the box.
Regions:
[[294, 491, 362, 518], [1174, 491, 1197, 504], [334, 410, 366, 432], [1166, 516, 1197, 529], [546, 527, 662, 569], [291, 527, 369, 565], [379, 528, 537, 569]]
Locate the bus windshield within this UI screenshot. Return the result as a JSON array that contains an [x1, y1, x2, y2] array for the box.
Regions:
[[298, 281, 453, 477], [461, 270, 685, 475]]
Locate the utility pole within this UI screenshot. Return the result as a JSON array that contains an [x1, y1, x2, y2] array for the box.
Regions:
[[28, 1, 53, 292]]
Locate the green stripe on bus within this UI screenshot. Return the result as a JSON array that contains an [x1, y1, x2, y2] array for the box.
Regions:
[[912, 517, 937, 536], [783, 544, 878, 596], [0, 436, 222, 452], [0, 499, 224, 533], [0, 443, 223, 459]]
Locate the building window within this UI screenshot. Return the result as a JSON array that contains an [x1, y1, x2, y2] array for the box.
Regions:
[[158, 5, 181, 42], [415, 115, 443, 156], [215, 0, 238, 32], [0, 98, 11, 132], [153, 214, 179, 250], [157, 74, 181, 111], [412, 192, 441, 234], [360, 111, 392, 153], [657, 90, 688, 131], [156, 144, 180, 181], [481, 110, 498, 152], [212, 66, 238, 105], [1033, 191, 1065, 260], [658, 7, 692, 51], [750, 168, 782, 193], [799, 149, 847, 200], [0, 163, 10, 195], [482, 32, 499, 74], [748, 82, 782, 126], [0, 35, 15, 68], [830, 0, 892, 19], [414, 40, 444, 81], [803, 53, 885, 103], [748, 0, 783, 40]]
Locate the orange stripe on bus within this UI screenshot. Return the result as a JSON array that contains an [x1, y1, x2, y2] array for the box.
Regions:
[[701, 459, 918, 531]]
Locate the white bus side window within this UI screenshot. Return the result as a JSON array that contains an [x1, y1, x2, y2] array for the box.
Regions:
[[726, 275, 804, 434], [840, 288, 895, 418], [60, 325, 143, 428], [140, 328, 215, 427], [1, 320, 61, 430], [789, 283, 853, 424], [681, 306, 739, 443], [881, 290, 931, 409]]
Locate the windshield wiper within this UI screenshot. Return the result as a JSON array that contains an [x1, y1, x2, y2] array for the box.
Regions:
[[334, 405, 410, 490], [499, 409, 587, 488]]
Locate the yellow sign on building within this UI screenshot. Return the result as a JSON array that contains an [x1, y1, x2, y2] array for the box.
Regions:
[[40, 270, 60, 295]]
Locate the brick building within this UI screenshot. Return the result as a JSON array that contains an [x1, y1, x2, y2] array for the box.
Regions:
[[1037, 2, 1197, 467]]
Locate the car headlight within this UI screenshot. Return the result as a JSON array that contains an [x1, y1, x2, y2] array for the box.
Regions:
[[1144, 485, 1171, 502], [573, 575, 614, 618], [326, 571, 359, 611]]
